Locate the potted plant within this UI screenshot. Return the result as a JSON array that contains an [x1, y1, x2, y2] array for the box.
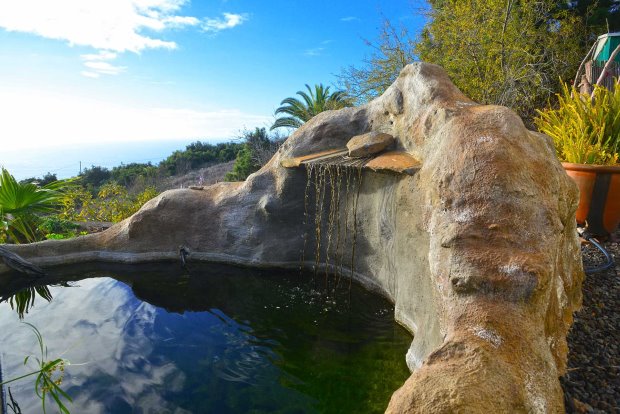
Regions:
[[535, 82, 620, 238]]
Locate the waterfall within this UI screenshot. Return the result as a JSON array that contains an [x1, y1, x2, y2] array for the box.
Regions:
[[300, 162, 363, 290]]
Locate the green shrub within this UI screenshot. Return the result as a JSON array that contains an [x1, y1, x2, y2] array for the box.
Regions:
[[535, 83, 620, 165], [38, 217, 79, 236], [160, 141, 244, 175], [61, 183, 158, 223], [225, 128, 284, 182], [225, 145, 256, 181], [111, 163, 158, 188]]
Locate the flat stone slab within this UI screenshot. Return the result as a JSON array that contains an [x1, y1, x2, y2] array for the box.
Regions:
[[347, 132, 395, 157], [365, 151, 422, 175], [280, 148, 345, 168], [280, 149, 421, 175]]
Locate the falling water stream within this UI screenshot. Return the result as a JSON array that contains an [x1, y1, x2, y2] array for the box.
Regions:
[[301, 163, 364, 291]]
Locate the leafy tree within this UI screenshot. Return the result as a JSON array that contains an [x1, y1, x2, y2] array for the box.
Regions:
[[340, 0, 594, 124], [418, 0, 586, 122], [20, 172, 58, 187], [271, 84, 352, 130], [560, 0, 620, 32], [339, 21, 416, 105], [79, 165, 111, 193]]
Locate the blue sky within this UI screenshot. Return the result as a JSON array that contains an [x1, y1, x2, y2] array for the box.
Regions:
[[0, 0, 425, 175]]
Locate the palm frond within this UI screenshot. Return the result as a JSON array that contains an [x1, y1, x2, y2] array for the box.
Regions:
[[0, 168, 72, 243], [271, 117, 304, 130], [271, 83, 353, 130]]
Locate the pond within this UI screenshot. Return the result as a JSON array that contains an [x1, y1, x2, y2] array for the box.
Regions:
[[0, 263, 412, 413]]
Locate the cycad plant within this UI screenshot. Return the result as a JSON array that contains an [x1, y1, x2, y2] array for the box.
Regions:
[[0, 168, 69, 243], [535, 82, 620, 165], [271, 84, 351, 130], [0, 322, 72, 414]]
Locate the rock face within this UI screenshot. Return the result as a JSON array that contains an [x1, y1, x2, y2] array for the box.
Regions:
[[0, 63, 584, 413], [346, 131, 395, 157]]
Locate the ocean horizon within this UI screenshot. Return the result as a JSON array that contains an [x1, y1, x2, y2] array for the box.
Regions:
[[1, 139, 232, 180]]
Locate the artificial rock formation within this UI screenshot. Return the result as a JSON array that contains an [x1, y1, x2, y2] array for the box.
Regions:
[[346, 131, 395, 157], [0, 63, 584, 413]]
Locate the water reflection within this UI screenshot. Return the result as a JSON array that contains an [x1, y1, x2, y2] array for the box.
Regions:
[[3, 285, 52, 319], [0, 263, 411, 413]]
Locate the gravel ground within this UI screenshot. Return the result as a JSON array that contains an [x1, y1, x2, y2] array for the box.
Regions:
[[562, 228, 620, 413]]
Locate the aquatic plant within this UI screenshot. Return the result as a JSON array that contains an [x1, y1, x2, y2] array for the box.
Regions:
[[0, 323, 72, 414]]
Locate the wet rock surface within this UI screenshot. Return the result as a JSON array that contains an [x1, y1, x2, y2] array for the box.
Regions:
[[563, 229, 620, 413]]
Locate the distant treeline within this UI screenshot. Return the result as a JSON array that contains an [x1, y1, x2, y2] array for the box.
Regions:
[[22, 130, 283, 192]]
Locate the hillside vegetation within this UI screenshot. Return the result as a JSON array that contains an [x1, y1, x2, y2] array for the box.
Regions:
[[3, 129, 283, 243]]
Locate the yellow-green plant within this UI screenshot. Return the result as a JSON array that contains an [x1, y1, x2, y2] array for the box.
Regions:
[[58, 186, 93, 222], [535, 82, 620, 165], [133, 186, 158, 208], [60, 183, 157, 223]]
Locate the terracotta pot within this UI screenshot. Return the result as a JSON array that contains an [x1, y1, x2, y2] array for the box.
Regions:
[[562, 162, 620, 237]]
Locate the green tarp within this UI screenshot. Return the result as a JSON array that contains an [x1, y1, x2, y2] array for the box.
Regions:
[[594, 33, 620, 63]]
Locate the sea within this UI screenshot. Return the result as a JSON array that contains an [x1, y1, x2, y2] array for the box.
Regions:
[[1, 139, 226, 180]]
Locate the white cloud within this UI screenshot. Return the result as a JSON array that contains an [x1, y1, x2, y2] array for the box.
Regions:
[[0, 0, 192, 53], [340, 16, 361, 22], [163, 15, 200, 27], [304, 47, 325, 57], [0, 87, 272, 150], [203, 13, 247, 32], [83, 61, 127, 75], [304, 40, 332, 57], [81, 71, 101, 79], [80, 51, 118, 61], [81, 51, 125, 77], [0, 1, 248, 77]]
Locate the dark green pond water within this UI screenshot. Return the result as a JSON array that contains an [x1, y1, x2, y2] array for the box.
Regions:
[[0, 263, 411, 414]]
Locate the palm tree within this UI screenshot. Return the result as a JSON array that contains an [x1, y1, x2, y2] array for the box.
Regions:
[[0, 168, 69, 243], [271, 84, 352, 130]]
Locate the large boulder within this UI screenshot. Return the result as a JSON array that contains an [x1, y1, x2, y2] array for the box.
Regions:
[[0, 63, 583, 413]]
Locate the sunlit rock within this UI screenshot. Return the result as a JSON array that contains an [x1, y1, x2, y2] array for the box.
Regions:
[[346, 131, 395, 157], [0, 63, 584, 413]]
